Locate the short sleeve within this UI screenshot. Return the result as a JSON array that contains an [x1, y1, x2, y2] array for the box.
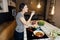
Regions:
[[16, 12, 23, 19]]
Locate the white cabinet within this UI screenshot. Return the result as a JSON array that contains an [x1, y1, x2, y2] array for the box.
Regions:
[[0, 0, 8, 13]]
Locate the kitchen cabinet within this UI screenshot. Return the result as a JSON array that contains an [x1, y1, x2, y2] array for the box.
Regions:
[[0, 0, 8, 13]]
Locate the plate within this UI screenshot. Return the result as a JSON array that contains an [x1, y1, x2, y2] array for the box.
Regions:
[[33, 30, 44, 37]]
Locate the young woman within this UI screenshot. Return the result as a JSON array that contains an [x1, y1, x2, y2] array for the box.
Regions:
[[14, 3, 35, 40]]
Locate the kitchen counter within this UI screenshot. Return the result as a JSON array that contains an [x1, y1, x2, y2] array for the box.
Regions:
[[24, 21, 60, 40]]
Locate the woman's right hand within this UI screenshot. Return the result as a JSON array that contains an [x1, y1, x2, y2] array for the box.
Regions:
[[31, 11, 35, 16]]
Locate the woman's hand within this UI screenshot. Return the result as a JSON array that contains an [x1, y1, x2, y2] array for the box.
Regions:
[[27, 11, 35, 23], [31, 11, 35, 16]]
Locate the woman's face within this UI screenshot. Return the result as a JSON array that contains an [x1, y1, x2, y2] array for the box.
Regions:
[[23, 5, 28, 12]]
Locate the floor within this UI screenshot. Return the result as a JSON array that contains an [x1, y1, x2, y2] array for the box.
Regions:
[[0, 20, 16, 40], [0, 21, 13, 33]]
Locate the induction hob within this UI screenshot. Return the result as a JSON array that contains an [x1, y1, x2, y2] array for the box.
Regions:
[[26, 27, 49, 40]]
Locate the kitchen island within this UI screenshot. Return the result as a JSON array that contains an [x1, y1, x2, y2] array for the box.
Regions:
[[24, 20, 60, 40]]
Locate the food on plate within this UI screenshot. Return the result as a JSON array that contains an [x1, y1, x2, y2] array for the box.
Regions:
[[35, 32, 44, 37], [33, 30, 44, 37]]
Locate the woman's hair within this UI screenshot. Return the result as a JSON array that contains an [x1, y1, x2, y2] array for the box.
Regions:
[[19, 3, 26, 12]]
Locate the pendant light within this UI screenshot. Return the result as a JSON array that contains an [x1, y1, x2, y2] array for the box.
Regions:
[[37, 0, 41, 8], [51, 6, 55, 15]]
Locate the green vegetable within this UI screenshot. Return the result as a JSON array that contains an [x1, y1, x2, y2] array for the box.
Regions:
[[38, 20, 45, 26]]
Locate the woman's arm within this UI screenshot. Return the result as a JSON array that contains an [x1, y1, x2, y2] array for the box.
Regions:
[[27, 11, 35, 23], [19, 11, 35, 27]]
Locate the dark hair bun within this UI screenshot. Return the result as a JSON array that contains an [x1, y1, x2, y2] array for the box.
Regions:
[[19, 3, 25, 12]]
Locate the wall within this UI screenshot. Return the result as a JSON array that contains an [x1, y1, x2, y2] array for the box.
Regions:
[[45, 0, 50, 20], [53, 0, 60, 28], [16, 0, 47, 20]]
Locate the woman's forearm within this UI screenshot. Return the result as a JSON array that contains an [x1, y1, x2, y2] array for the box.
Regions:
[[27, 15, 33, 23], [27, 11, 35, 23]]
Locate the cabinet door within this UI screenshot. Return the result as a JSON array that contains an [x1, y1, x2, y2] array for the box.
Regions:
[[0, 0, 8, 13]]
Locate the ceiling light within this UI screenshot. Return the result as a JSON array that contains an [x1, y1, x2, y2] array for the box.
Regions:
[[37, 3, 41, 8]]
